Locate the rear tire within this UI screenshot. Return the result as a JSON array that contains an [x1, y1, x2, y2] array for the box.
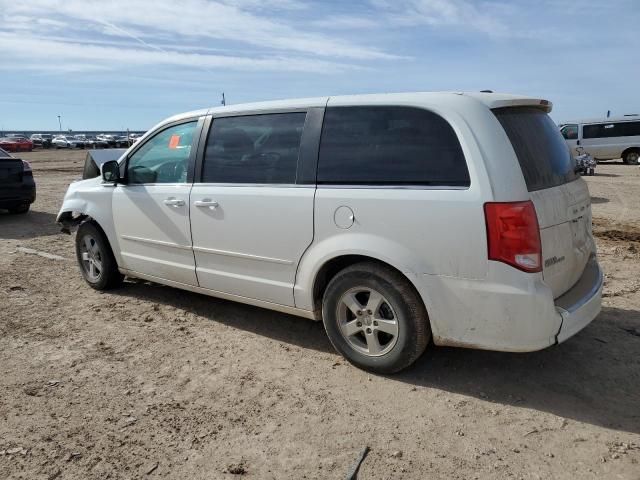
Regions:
[[8, 204, 29, 214], [75, 222, 123, 290], [322, 262, 430, 374], [623, 150, 640, 165]]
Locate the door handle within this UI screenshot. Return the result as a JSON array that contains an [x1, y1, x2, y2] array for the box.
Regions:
[[163, 198, 185, 207], [194, 199, 219, 210]]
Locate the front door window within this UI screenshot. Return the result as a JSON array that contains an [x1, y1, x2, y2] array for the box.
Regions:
[[560, 124, 578, 140], [127, 122, 197, 184]]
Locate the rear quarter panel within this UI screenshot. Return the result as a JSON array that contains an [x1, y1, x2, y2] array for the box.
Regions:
[[294, 95, 545, 347], [294, 185, 487, 331], [294, 95, 508, 309]]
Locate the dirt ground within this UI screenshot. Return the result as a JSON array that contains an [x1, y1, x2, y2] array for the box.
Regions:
[[1, 149, 639, 480]]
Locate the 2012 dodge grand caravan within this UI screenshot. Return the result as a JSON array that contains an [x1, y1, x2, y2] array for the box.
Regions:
[[57, 92, 603, 373]]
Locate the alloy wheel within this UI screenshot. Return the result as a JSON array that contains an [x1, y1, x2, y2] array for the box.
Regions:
[[80, 234, 103, 282], [336, 287, 399, 357]]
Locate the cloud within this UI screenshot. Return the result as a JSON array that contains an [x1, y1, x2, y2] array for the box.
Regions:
[[0, 32, 360, 74], [311, 16, 380, 30], [0, 0, 637, 131], [219, 0, 309, 10], [370, 0, 511, 36], [1, 0, 397, 60]]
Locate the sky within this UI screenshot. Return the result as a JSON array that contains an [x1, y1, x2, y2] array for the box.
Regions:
[[0, 0, 638, 131]]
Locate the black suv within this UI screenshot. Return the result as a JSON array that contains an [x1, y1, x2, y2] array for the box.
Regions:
[[30, 133, 53, 148], [0, 147, 36, 214]]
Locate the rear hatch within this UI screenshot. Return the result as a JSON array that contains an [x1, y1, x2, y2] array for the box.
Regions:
[[0, 150, 25, 199], [0, 155, 23, 183], [494, 107, 595, 298]]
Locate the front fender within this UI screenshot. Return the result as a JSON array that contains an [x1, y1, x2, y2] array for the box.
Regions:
[[56, 198, 90, 226], [56, 178, 121, 265]]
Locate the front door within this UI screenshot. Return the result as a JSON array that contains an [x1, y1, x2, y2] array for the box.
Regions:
[[190, 112, 314, 306], [113, 120, 200, 285], [560, 124, 579, 155]]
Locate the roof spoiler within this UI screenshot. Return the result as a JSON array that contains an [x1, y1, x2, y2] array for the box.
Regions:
[[490, 98, 553, 113]]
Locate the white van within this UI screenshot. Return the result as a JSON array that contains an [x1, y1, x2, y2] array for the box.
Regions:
[[57, 92, 603, 373], [560, 117, 640, 164]]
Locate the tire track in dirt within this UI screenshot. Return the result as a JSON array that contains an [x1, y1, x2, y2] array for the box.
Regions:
[[593, 217, 640, 243]]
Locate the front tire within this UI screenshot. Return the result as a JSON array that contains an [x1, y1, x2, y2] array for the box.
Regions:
[[75, 222, 123, 290], [322, 262, 430, 374]]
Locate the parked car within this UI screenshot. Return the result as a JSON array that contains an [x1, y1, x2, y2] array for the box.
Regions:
[[84, 136, 109, 149], [96, 134, 117, 147], [73, 135, 93, 149], [0, 136, 33, 152], [0, 147, 36, 214], [57, 92, 603, 373], [30, 133, 53, 148], [52, 135, 82, 149], [560, 116, 640, 164], [114, 136, 132, 148]]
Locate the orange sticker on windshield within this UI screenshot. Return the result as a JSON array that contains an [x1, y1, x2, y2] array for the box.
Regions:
[[169, 135, 180, 149]]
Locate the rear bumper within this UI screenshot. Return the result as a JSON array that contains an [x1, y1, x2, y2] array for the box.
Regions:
[[554, 257, 603, 343], [0, 179, 36, 208], [421, 256, 602, 352]]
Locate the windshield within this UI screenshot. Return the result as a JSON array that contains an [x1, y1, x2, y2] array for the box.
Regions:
[[494, 107, 577, 192]]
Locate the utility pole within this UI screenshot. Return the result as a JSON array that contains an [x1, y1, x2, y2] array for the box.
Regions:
[[221, 92, 226, 106], [57, 115, 62, 132]]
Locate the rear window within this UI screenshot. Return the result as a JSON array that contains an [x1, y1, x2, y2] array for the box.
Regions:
[[318, 106, 470, 186], [494, 107, 577, 192], [202, 112, 306, 184]]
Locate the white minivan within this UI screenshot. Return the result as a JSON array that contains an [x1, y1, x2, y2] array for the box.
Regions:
[[560, 117, 640, 164], [58, 92, 603, 373]]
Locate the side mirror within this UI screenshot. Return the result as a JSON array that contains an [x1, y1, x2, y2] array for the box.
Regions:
[[102, 160, 121, 183]]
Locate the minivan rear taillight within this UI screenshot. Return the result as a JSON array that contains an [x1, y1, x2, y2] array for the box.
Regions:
[[484, 201, 542, 273]]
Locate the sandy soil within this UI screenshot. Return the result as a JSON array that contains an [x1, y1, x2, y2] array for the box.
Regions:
[[1, 150, 639, 480]]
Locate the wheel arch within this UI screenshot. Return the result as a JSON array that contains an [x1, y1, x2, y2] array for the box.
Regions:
[[80, 216, 110, 241], [621, 146, 640, 163], [71, 215, 120, 266], [75, 218, 125, 289], [57, 190, 122, 265], [309, 254, 429, 319], [295, 233, 434, 311]]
